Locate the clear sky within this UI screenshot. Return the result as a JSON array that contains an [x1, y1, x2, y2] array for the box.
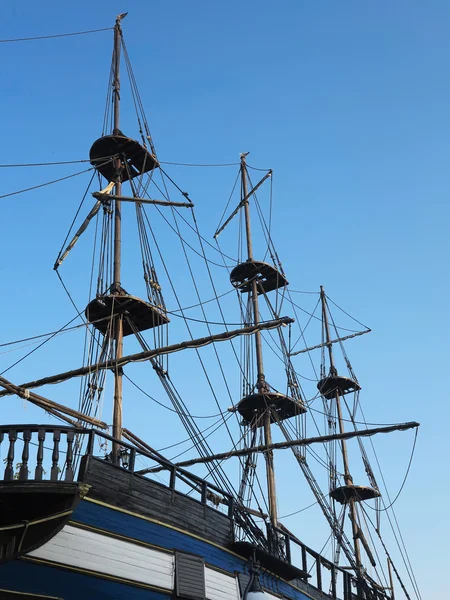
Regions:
[[1, 1, 449, 598]]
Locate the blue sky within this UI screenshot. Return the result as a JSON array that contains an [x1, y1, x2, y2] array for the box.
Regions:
[[1, 1, 449, 597]]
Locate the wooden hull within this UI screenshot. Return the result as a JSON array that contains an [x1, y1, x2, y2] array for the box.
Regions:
[[0, 482, 87, 563]]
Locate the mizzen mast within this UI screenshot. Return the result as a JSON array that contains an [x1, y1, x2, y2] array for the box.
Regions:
[[318, 286, 380, 576]]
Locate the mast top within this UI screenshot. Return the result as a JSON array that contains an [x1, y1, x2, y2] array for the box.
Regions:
[[116, 12, 128, 25]]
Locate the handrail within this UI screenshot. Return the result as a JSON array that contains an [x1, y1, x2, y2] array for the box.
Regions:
[[0, 424, 233, 515]]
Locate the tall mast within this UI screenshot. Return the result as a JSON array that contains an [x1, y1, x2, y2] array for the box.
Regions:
[[241, 153, 278, 527], [112, 14, 126, 457], [320, 286, 362, 572]]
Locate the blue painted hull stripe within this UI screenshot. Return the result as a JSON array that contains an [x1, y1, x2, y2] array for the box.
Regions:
[[0, 560, 170, 600]]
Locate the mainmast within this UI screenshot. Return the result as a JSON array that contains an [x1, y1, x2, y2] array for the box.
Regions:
[[223, 154, 307, 535], [318, 286, 380, 578], [240, 153, 278, 527], [112, 13, 125, 456]]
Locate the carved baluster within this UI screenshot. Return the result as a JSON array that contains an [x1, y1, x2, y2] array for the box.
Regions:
[[4, 430, 17, 481], [35, 429, 45, 480], [51, 430, 61, 481], [65, 430, 74, 482], [19, 430, 31, 481]]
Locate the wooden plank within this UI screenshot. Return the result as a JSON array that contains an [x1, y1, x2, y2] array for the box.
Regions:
[[28, 525, 174, 590], [81, 457, 232, 546]]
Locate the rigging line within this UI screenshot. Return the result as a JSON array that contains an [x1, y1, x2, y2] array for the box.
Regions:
[[188, 209, 251, 389], [358, 504, 390, 591], [169, 288, 235, 313], [140, 204, 241, 500], [288, 289, 320, 295], [278, 500, 320, 519], [364, 429, 418, 512], [290, 296, 321, 353], [55, 171, 96, 264], [0, 166, 98, 200], [283, 418, 338, 475], [307, 403, 405, 428], [325, 293, 371, 331], [166, 310, 285, 327], [156, 414, 230, 452], [0, 26, 113, 43], [0, 321, 92, 348], [172, 204, 238, 264], [145, 184, 235, 268], [215, 168, 241, 236], [0, 310, 82, 376], [166, 200, 241, 455], [361, 505, 416, 600], [246, 163, 272, 173], [288, 295, 363, 333], [150, 169, 238, 263], [168, 410, 234, 462], [124, 373, 225, 419], [285, 290, 320, 380], [360, 407, 422, 600], [0, 159, 97, 168], [159, 161, 240, 167]]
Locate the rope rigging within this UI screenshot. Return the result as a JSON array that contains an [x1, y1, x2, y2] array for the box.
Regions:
[[0, 24, 422, 597]]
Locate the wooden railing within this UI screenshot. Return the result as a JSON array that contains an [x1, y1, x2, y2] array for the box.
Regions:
[[0, 425, 79, 482], [0, 425, 234, 518], [274, 525, 389, 600]]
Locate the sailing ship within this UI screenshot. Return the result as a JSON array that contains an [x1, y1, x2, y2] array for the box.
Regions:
[[0, 14, 420, 600]]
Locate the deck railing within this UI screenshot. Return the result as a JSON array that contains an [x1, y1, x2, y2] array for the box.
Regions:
[[0, 425, 234, 518], [274, 525, 389, 600]]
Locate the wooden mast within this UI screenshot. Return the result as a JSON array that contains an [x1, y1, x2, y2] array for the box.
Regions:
[[112, 13, 126, 461], [240, 153, 278, 528], [320, 286, 363, 574]]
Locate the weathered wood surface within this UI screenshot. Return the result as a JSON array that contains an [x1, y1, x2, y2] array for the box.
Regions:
[[79, 456, 233, 546]]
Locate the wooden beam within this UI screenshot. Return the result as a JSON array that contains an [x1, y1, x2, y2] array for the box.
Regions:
[[0, 317, 293, 395], [93, 192, 193, 208], [168, 422, 420, 468], [0, 376, 108, 429]]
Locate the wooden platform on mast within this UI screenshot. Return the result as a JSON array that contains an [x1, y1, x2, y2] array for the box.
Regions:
[[330, 484, 380, 504], [230, 260, 288, 294], [90, 133, 159, 182], [85, 293, 169, 336], [234, 391, 306, 426], [317, 375, 361, 399]]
